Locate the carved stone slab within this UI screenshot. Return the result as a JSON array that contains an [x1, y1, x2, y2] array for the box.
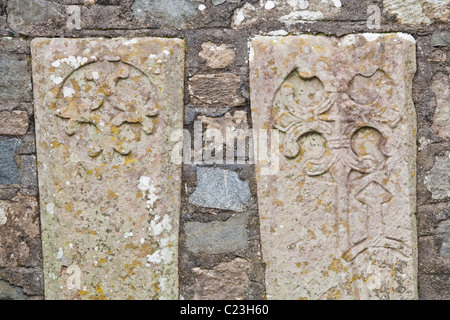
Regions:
[[31, 38, 185, 300], [250, 34, 417, 300]]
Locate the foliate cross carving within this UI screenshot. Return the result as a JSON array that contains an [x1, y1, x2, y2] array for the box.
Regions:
[[53, 56, 159, 159], [273, 69, 402, 254]]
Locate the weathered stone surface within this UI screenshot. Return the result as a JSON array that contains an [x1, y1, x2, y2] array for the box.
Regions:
[[425, 152, 450, 200], [185, 214, 248, 254], [250, 34, 417, 299], [7, 0, 65, 36], [17, 154, 38, 188], [31, 37, 185, 300], [0, 280, 21, 300], [198, 110, 248, 141], [431, 73, 450, 140], [232, 0, 342, 29], [438, 220, 450, 259], [0, 111, 29, 136], [192, 258, 251, 300], [80, 5, 158, 30], [0, 268, 44, 296], [0, 139, 21, 185], [0, 54, 32, 102], [131, 0, 205, 29], [0, 38, 30, 54], [419, 274, 450, 300], [0, 194, 41, 268], [198, 42, 236, 69], [189, 73, 245, 108], [189, 167, 251, 211], [431, 30, 450, 47], [383, 0, 450, 25]]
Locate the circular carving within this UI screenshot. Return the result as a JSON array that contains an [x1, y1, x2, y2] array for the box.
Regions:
[[53, 58, 159, 162]]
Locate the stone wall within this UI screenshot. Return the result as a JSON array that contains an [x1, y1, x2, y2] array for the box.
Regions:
[[0, 0, 448, 300]]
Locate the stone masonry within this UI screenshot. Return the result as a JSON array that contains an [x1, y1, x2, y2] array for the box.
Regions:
[[0, 0, 449, 300]]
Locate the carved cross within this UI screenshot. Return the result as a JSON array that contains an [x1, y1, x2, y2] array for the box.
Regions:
[[273, 69, 401, 252]]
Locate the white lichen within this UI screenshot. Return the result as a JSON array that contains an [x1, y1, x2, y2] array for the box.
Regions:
[[63, 87, 75, 98], [50, 75, 64, 85], [56, 248, 63, 260], [46, 203, 55, 215], [138, 176, 158, 211], [0, 208, 7, 225], [52, 56, 89, 69]]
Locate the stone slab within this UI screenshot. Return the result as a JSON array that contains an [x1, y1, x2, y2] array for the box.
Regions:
[[189, 167, 251, 211], [250, 34, 418, 300], [0, 111, 29, 136], [185, 214, 248, 254], [192, 258, 251, 300], [31, 37, 185, 300], [0, 139, 21, 185]]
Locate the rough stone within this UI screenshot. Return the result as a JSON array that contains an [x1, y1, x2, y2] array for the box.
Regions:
[[31, 37, 185, 300], [0, 38, 30, 54], [0, 280, 21, 300], [81, 5, 158, 30], [431, 73, 450, 140], [17, 155, 38, 187], [189, 167, 251, 211], [231, 0, 342, 29], [198, 110, 249, 142], [425, 152, 450, 200], [0, 54, 32, 102], [0, 111, 29, 136], [438, 220, 450, 259], [189, 73, 245, 107], [383, 0, 450, 25], [0, 194, 41, 268], [250, 34, 417, 300], [431, 30, 450, 47], [7, 0, 65, 36], [198, 42, 236, 69], [16, 134, 36, 155], [185, 214, 248, 254], [192, 258, 251, 300], [0, 139, 21, 185], [419, 274, 450, 300], [131, 0, 205, 29], [0, 268, 43, 296]]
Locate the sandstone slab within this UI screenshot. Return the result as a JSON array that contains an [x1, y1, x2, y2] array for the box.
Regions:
[[192, 258, 251, 300], [250, 34, 417, 300], [198, 42, 236, 69], [0, 111, 29, 136], [189, 73, 245, 108], [31, 37, 185, 300]]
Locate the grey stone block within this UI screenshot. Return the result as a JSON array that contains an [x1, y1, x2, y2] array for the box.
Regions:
[[0, 139, 21, 185], [185, 214, 248, 254], [0, 54, 31, 102], [7, 0, 65, 36], [131, 0, 205, 28], [189, 167, 251, 211]]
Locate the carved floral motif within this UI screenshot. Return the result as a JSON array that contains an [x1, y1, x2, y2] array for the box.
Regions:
[[53, 57, 159, 159]]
